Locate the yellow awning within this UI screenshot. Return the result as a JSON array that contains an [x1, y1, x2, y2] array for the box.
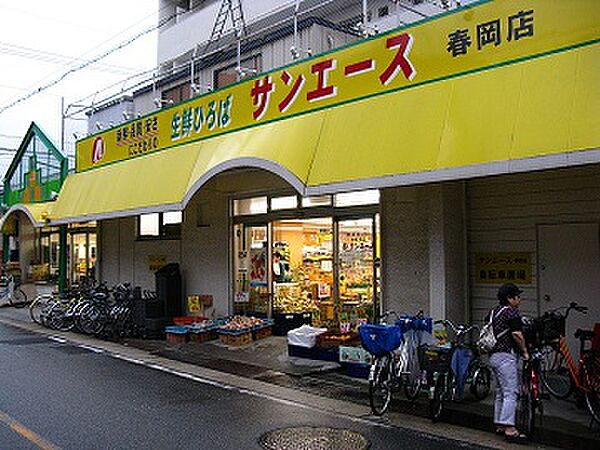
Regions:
[[0, 202, 55, 232], [50, 113, 323, 224], [49, 43, 599, 224], [306, 43, 600, 192]]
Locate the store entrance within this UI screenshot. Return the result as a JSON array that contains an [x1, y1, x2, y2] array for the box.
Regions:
[[337, 217, 379, 325], [69, 231, 97, 286], [233, 213, 380, 327]]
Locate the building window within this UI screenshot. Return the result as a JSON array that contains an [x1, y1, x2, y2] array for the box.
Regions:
[[233, 197, 268, 216], [214, 54, 262, 89], [271, 195, 298, 211], [302, 195, 332, 208], [162, 82, 191, 104], [138, 211, 182, 239], [334, 189, 380, 207]]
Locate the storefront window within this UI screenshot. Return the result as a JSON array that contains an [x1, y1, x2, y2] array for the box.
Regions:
[[233, 224, 269, 316], [272, 218, 334, 326], [233, 197, 267, 215], [138, 212, 181, 238], [163, 211, 182, 224], [70, 230, 97, 285], [334, 189, 380, 207], [231, 191, 379, 327], [338, 218, 376, 323], [302, 195, 332, 208], [140, 213, 160, 236], [271, 195, 297, 210]]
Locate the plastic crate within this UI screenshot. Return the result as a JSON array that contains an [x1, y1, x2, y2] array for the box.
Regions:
[[218, 329, 252, 346], [188, 329, 218, 343], [166, 326, 188, 345], [252, 325, 273, 340]]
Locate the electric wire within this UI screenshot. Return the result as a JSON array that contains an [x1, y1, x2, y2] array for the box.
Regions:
[[0, 4, 176, 116]]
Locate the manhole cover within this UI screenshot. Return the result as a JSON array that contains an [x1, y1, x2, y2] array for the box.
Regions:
[[259, 426, 369, 450]]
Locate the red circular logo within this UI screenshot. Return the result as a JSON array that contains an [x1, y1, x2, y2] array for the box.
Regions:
[[92, 137, 105, 164]]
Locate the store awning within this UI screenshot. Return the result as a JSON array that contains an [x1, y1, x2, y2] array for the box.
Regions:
[[49, 42, 599, 224], [49, 112, 323, 224], [0, 202, 55, 232]]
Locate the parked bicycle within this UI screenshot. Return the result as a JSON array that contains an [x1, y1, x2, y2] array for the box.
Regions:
[[29, 282, 140, 340], [359, 310, 436, 415], [535, 302, 587, 399], [516, 342, 545, 439], [0, 272, 27, 307], [395, 311, 432, 400], [529, 302, 599, 425], [427, 319, 491, 422]]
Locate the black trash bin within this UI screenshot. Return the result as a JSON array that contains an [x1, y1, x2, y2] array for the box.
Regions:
[[155, 263, 182, 318]]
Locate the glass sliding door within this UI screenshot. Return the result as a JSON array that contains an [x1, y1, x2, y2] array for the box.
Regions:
[[271, 218, 333, 325], [233, 224, 269, 316], [338, 217, 376, 323], [70, 233, 88, 285]]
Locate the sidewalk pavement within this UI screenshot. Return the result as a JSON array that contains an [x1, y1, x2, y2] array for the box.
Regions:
[[2, 286, 598, 450]]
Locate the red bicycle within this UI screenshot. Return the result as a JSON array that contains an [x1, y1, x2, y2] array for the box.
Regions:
[[534, 303, 600, 425]]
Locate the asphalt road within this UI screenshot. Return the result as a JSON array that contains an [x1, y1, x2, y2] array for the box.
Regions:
[[0, 323, 488, 450]]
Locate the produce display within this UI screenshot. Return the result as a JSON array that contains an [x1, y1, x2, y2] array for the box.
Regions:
[[219, 315, 269, 332], [273, 283, 319, 314]]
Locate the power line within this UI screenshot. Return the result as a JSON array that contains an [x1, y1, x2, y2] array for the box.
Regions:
[[0, 6, 176, 117], [0, 42, 140, 75]]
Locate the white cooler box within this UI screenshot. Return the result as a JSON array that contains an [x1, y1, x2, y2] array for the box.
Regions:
[[287, 325, 328, 348]]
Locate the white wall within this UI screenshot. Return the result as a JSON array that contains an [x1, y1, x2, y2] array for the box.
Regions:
[[181, 191, 230, 318], [467, 164, 600, 324], [99, 216, 181, 291], [381, 182, 466, 322]]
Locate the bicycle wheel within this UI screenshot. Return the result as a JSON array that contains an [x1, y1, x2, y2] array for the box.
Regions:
[[429, 372, 446, 422], [403, 371, 423, 400], [29, 294, 53, 324], [517, 370, 535, 438], [470, 365, 491, 400], [540, 346, 573, 399], [77, 303, 108, 335], [369, 354, 393, 416], [47, 302, 74, 331], [9, 288, 28, 307]]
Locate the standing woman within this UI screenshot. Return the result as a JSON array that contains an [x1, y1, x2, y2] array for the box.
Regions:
[[488, 283, 529, 443]]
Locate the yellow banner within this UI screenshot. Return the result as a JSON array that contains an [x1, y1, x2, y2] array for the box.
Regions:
[[76, 0, 600, 172], [475, 252, 532, 284]]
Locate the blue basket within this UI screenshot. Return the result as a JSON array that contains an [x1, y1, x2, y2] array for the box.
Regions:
[[359, 324, 402, 357]]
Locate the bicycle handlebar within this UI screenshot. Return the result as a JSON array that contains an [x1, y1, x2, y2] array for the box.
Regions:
[[546, 301, 588, 320], [380, 310, 400, 323], [435, 319, 478, 336]]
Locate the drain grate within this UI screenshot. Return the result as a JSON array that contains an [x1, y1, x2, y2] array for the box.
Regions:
[[259, 426, 369, 450]]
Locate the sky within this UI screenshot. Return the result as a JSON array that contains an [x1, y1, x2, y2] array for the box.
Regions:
[[0, 0, 159, 177]]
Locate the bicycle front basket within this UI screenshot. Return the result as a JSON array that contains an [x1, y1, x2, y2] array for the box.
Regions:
[[536, 313, 565, 344], [359, 324, 402, 357]]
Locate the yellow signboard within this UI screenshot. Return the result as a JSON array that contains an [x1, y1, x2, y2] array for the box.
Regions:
[[187, 295, 201, 313], [475, 252, 532, 284], [76, 0, 600, 172], [148, 255, 166, 272]]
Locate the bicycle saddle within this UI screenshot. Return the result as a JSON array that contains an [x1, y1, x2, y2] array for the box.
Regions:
[[574, 328, 594, 341]]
